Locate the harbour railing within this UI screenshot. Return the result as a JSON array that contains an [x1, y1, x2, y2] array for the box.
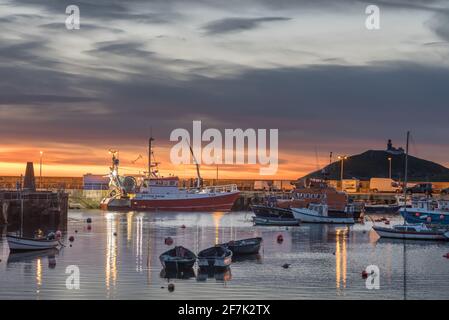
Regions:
[[200, 184, 239, 193]]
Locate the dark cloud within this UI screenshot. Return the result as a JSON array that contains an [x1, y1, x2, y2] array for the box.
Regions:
[[2, 57, 449, 152], [85, 41, 155, 58], [0, 94, 97, 106], [1, 0, 449, 166], [426, 12, 449, 42], [38, 22, 125, 33], [202, 17, 291, 34]]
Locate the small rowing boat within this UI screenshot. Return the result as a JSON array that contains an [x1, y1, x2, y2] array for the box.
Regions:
[[373, 223, 448, 241], [252, 216, 299, 226], [198, 246, 232, 269], [159, 246, 197, 270], [220, 237, 262, 255]]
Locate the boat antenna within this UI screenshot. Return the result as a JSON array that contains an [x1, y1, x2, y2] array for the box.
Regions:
[[188, 143, 202, 189]]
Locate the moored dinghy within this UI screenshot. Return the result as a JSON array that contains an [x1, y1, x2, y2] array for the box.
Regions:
[[7, 234, 60, 252], [251, 205, 299, 226], [198, 245, 232, 269], [159, 246, 197, 270], [373, 224, 448, 241], [220, 237, 263, 255], [252, 216, 299, 226]]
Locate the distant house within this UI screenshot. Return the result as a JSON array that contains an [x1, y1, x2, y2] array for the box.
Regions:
[[386, 139, 404, 155]]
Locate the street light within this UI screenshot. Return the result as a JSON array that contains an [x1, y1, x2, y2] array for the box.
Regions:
[[215, 155, 220, 183], [338, 155, 348, 191], [388, 157, 392, 179], [39, 151, 43, 189]]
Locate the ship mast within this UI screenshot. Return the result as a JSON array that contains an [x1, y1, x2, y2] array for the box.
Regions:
[[402, 131, 410, 224], [148, 137, 154, 178], [189, 144, 202, 189]]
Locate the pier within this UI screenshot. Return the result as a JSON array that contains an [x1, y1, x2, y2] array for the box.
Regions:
[[0, 162, 68, 231]]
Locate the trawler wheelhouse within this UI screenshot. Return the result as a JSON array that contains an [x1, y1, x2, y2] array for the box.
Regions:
[[139, 176, 180, 194]]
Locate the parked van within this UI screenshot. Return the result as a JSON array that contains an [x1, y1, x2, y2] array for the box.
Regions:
[[254, 180, 271, 191], [342, 179, 359, 193], [369, 178, 401, 193]]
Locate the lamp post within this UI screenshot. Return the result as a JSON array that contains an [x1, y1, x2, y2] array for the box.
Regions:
[[215, 155, 219, 183], [338, 155, 348, 191], [388, 157, 392, 179], [39, 151, 43, 189]]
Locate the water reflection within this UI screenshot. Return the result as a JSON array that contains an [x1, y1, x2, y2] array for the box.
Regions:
[[160, 268, 196, 280], [2, 211, 449, 299], [212, 212, 225, 245], [105, 212, 117, 292], [197, 268, 232, 282], [126, 212, 133, 243], [135, 214, 143, 272], [335, 227, 348, 294]]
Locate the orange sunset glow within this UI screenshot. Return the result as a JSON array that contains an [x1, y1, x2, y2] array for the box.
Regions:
[[0, 143, 318, 179]]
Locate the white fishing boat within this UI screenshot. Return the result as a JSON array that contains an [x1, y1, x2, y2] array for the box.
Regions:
[[373, 224, 447, 240], [7, 234, 60, 252], [291, 203, 355, 224]]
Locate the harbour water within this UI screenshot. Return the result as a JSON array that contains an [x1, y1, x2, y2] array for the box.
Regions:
[[1, 210, 449, 300]]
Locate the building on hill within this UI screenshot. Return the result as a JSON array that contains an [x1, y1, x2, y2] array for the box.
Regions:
[[386, 139, 404, 155]]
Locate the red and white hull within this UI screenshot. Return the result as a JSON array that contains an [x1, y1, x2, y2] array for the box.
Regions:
[[130, 191, 240, 212]]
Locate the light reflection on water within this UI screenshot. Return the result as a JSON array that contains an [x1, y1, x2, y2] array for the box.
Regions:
[[1, 210, 449, 299]]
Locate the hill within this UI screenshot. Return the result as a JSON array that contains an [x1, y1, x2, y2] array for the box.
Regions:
[[301, 150, 449, 182]]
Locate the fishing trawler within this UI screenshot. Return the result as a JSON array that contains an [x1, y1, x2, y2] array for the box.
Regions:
[[100, 137, 240, 212], [276, 178, 363, 219]]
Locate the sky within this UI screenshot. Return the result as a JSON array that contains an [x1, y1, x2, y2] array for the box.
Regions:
[[1, 0, 449, 179]]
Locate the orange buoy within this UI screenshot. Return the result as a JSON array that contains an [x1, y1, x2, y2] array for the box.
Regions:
[[164, 237, 173, 245], [277, 234, 284, 243], [87, 225, 92, 231], [415, 213, 420, 217], [362, 270, 368, 278]]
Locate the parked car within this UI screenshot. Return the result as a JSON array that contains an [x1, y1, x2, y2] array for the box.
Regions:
[[406, 183, 433, 195], [441, 187, 449, 195]]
